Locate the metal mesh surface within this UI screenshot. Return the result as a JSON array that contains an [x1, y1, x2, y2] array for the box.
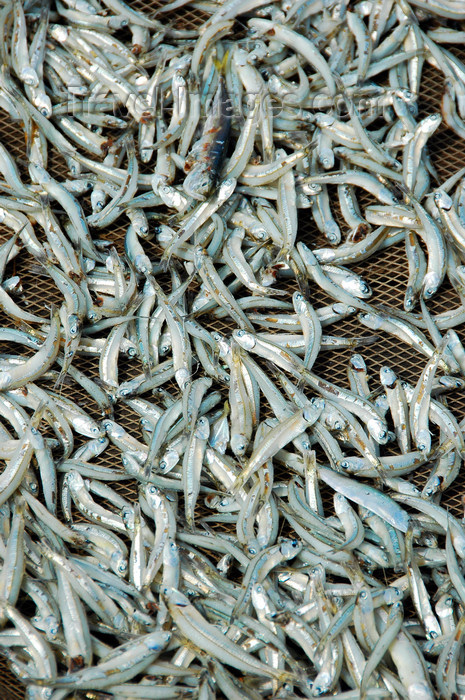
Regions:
[[1, 3, 465, 698]]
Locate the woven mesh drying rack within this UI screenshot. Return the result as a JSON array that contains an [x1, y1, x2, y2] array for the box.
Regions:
[[1, 1, 465, 698]]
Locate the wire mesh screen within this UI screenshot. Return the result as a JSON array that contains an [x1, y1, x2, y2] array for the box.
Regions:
[[1, 1, 465, 698]]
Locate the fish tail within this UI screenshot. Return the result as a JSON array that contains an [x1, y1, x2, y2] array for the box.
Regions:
[[212, 50, 229, 76]]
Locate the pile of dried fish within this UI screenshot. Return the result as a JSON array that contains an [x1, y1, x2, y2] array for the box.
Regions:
[[2, 0, 465, 698]]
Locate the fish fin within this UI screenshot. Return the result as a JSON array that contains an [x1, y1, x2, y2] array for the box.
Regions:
[[212, 50, 229, 76]]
